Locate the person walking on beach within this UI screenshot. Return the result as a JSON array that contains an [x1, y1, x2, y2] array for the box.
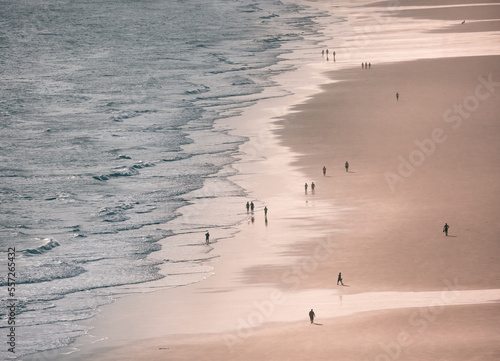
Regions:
[[250, 201, 254, 212], [443, 223, 450, 236], [362, 62, 364, 69], [264, 206, 268, 218], [345, 161, 349, 172], [396, 92, 399, 101], [246, 201, 250, 213], [311, 182, 315, 194], [205, 231, 210, 245], [309, 309, 315, 324], [323, 166, 327, 176], [333, 51, 336, 62], [304, 183, 308, 194], [337, 272, 344, 285]]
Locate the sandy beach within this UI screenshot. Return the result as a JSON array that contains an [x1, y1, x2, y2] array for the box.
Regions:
[[49, 1, 500, 360]]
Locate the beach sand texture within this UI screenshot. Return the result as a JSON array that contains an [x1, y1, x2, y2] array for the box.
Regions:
[[55, 1, 500, 360]]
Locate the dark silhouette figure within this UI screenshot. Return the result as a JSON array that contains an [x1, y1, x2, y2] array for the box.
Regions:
[[365, 62, 368, 69], [337, 272, 344, 285], [396, 92, 399, 101], [461, 20, 465, 24], [264, 206, 268, 218], [246, 202, 250, 213], [305, 183, 308, 194], [345, 161, 349, 172], [311, 182, 315, 194], [309, 309, 315, 324], [205, 231, 210, 245], [362, 62, 364, 69], [333, 51, 336, 62], [250, 201, 254, 212], [443, 223, 450, 236], [323, 166, 327, 176], [369, 63, 371, 69]]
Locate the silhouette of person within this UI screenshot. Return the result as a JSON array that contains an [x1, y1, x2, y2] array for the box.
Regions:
[[311, 182, 315, 194], [345, 161, 349, 172], [304, 183, 308, 194], [396, 92, 399, 101], [443, 223, 449, 236], [323, 166, 327, 176], [250, 201, 254, 212], [309, 309, 315, 324], [205, 231, 210, 245], [337, 272, 343, 285], [264, 206, 268, 218], [369, 63, 371, 69], [333, 51, 336, 62], [246, 201, 250, 213], [365, 62, 368, 69], [362, 62, 364, 69]]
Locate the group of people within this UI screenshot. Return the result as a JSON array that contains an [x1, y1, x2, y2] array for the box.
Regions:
[[304, 182, 315, 194], [246, 201, 255, 213], [246, 201, 268, 218], [307, 161, 350, 195], [321, 49, 336, 62], [205, 202, 269, 244], [361, 62, 371, 69]]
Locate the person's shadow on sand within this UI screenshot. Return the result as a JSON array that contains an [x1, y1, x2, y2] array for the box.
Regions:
[[312, 322, 323, 326]]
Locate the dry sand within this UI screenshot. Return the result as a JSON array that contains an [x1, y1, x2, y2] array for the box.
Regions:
[[54, 1, 500, 360], [89, 304, 500, 361], [269, 54, 500, 293]]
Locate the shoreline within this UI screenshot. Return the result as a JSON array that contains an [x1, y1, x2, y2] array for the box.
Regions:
[[36, 0, 500, 360], [55, 53, 500, 360]]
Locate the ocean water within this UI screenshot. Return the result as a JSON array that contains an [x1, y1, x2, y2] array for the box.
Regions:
[[0, 0, 328, 358]]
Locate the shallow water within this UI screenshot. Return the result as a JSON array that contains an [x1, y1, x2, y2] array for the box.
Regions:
[[0, 0, 327, 357]]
